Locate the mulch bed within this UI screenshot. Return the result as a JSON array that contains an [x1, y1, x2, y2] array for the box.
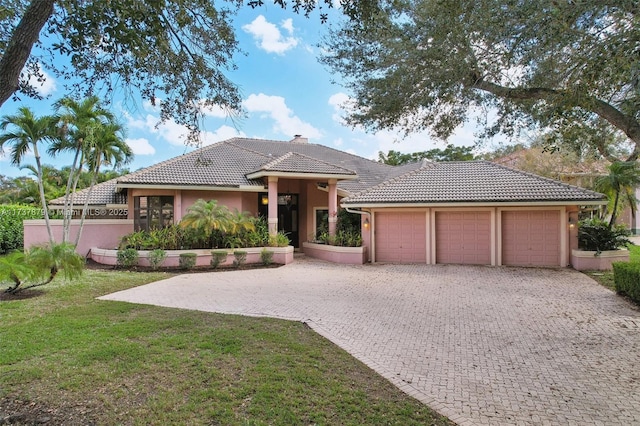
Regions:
[[84, 258, 284, 274]]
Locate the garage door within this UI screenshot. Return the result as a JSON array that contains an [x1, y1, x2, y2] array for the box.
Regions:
[[502, 210, 560, 267], [435, 211, 491, 265], [375, 212, 426, 263]]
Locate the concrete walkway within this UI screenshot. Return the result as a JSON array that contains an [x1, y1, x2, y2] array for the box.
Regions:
[[99, 258, 640, 425]]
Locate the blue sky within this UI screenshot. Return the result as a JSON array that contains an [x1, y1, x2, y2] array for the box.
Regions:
[[0, 6, 507, 178]]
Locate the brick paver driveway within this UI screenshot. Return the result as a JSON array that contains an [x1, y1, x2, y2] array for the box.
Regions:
[[100, 257, 640, 425]]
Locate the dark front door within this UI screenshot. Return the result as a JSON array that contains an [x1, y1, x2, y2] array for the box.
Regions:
[[258, 193, 299, 247]]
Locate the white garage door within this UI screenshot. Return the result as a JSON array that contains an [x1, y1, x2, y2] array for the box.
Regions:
[[502, 210, 560, 267], [435, 211, 491, 265], [375, 212, 427, 263]]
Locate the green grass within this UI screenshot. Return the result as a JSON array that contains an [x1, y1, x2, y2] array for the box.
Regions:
[[0, 269, 451, 425], [584, 244, 640, 291]]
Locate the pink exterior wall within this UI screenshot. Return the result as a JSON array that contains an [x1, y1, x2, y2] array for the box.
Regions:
[[179, 191, 245, 218], [23, 219, 134, 256]]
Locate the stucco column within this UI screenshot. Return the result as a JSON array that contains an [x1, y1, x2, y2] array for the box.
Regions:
[[328, 179, 338, 236], [268, 176, 278, 235], [174, 190, 182, 222]]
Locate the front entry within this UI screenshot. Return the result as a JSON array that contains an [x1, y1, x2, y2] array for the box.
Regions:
[[258, 193, 299, 247]]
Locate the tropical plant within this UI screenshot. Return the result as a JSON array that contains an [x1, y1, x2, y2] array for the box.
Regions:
[[268, 232, 290, 248], [1, 242, 85, 294], [0, 107, 58, 244], [595, 162, 640, 227], [577, 218, 632, 254], [180, 199, 231, 240]]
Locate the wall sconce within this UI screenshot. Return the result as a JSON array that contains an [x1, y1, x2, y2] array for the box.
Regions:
[[568, 214, 576, 228], [261, 195, 269, 205], [363, 217, 370, 229]]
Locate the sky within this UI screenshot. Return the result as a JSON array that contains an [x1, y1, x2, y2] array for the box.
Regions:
[[0, 5, 511, 179]]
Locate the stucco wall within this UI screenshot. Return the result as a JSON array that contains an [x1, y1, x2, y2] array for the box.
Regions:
[[23, 219, 134, 255]]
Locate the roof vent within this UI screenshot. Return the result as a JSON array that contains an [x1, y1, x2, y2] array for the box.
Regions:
[[291, 135, 308, 144]]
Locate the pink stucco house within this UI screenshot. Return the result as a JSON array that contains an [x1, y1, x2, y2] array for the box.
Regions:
[[25, 136, 607, 267]]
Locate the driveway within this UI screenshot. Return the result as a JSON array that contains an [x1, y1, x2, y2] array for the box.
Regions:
[[99, 257, 640, 425]]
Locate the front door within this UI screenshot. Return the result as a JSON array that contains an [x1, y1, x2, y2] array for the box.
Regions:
[[258, 193, 299, 247]]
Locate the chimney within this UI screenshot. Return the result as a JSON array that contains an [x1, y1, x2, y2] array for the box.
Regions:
[[291, 135, 308, 144]]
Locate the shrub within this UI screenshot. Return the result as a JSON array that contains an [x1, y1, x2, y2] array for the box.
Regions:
[[578, 218, 632, 253], [0, 204, 53, 254], [211, 250, 228, 269], [117, 248, 139, 268], [233, 251, 247, 268], [260, 248, 274, 266], [179, 253, 197, 270], [268, 232, 290, 247], [148, 249, 167, 270], [613, 262, 640, 303]]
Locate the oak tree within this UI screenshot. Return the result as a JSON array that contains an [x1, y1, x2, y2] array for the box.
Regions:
[[322, 1, 640, 161]]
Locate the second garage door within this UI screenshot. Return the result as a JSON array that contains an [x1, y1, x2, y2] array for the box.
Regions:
[[375, 212, 427, 263], [435, 211, 491, 265], [502, 210, 560, 267]]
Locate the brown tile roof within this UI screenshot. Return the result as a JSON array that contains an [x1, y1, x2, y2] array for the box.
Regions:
[[49, 179, 127, 206], [341, 161, 607, 205], [251, 151, 357, 176]]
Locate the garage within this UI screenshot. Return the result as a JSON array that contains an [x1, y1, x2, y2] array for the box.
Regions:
[[435, 211, 491, 265], [502, 210, 560, 267], [375, 212, 426, 263]]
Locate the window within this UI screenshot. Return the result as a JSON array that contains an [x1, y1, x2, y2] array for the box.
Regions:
[[134, 196, 174, 231], [314, 208, 329, 239]]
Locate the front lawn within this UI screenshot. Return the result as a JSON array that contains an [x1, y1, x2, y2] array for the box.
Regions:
[[0, 269, 451, 425]]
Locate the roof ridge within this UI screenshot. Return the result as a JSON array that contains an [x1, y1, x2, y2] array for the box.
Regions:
[[262, 151, 295, 170]]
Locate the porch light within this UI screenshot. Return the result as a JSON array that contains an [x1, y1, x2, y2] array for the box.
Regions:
[[363, 217, 370, 229], [261, 195, 269, 205]]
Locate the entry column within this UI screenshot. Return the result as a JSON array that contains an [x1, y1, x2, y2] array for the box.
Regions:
[[268, 177, 278, 235], [328, 179, 338, 236]]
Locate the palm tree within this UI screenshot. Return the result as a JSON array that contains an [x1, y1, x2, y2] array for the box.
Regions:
[[74, 121, 132, 246], [48, 96, 118, 242], [595, 161, 640, 227], [180, 199, 232, 240], [0, 107, 58, 244], [2, 242, 84, 294]]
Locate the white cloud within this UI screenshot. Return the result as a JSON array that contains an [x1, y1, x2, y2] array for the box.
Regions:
[[126, 138, 156, 155], [242, 15, 298, 55], [27, 67, 56, 96], [201, 125, 246, 146], [328, 92, 352, 125], [244, 93, 322, 139]]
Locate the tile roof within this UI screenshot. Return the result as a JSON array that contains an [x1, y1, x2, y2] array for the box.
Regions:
[[341, 161, 607, 205], [250, 151, 357, 176], [49, 179, 127, 206]]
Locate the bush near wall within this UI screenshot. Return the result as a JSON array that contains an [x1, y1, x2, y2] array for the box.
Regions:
[[0, 204, 49, 254], [612, 262, 640, 303]]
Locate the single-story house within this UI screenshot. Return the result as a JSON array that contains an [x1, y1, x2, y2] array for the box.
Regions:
[[26, 136, 607, 267]]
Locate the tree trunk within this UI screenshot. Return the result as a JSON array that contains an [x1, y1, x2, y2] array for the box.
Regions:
[[0, 0, 56, 108], [74, 160, 100, 248], [33, 144, 55, 244], [62, 144, 82, 243]]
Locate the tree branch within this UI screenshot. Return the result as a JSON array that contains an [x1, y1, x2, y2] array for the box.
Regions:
[[471, 75, 640, 161], [0, 0, 56, 108]]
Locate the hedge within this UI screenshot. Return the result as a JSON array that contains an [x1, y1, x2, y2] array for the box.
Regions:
[[0, 204, 48, 254], [612, 262, 640, 303]]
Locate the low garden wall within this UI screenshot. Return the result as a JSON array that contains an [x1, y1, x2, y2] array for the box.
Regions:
[[571, 249, 630, 271], [302, 242, 367, 265], [90, 246, 295, 267]]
